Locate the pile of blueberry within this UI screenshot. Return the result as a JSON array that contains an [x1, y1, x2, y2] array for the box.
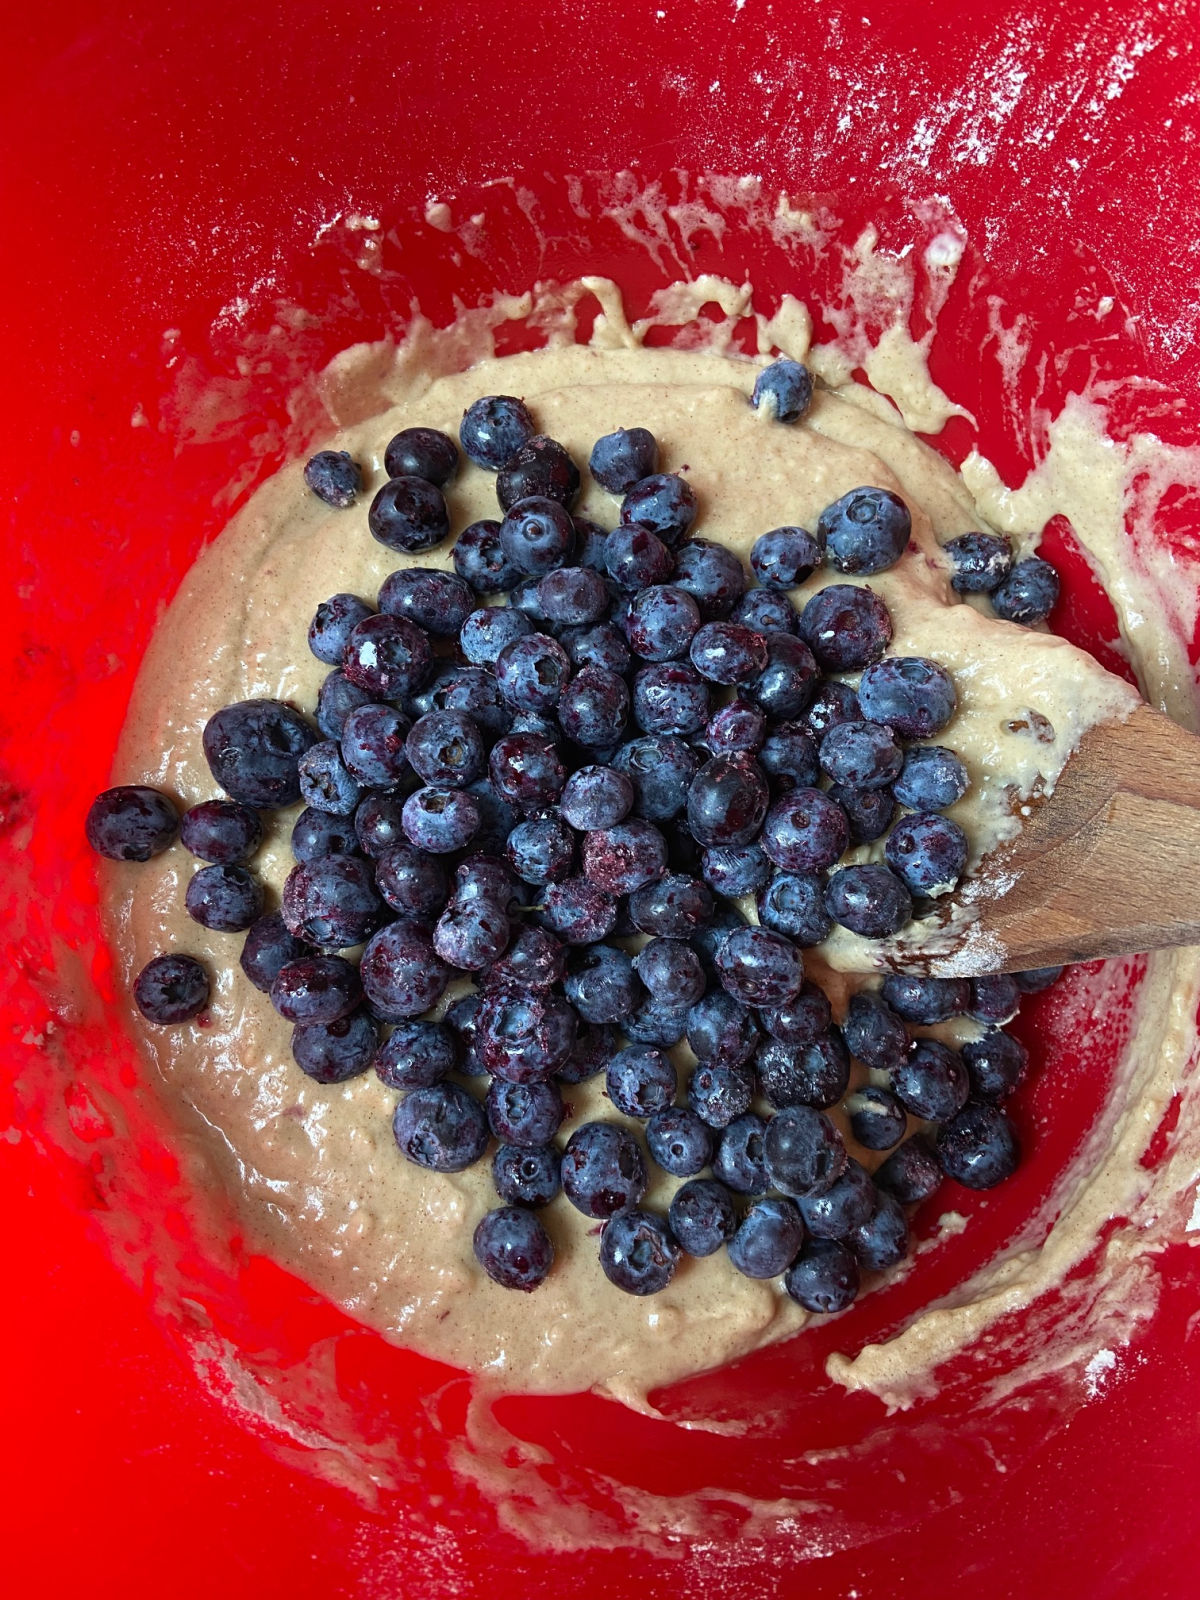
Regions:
[[86, 355, 1063, 1309]]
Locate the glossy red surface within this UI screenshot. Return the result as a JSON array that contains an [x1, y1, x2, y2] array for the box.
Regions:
[[3, 2, 1200, 1595]]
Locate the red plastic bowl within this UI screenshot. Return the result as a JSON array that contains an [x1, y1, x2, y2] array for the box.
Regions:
[[4, 3, 1200, 1596]]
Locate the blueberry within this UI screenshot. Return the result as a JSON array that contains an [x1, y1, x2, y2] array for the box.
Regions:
[[620, 473, 697, 549], [647, 1107, 714, 1177], [454, 854, 523, 911], [374, 1020, 458, 1090], [729, 1197, 805, 1279], [702, 699, 767, 758], [416, 663, 510, 741], [394, 1081, 490, 1172], [292, 1009, 378, 1084], [604, 1045, 676, 1118], [510, 577, 558, 635], [459, 394, 535, 470], [690, 903, 749, 975], [499, 496, 575, 576], [542, 877, 617, 944], [850, 1189, 909, 1270], [798, 584, 893, 672], [492, 1143, 561, 1208], [503, 815, 571, 886], [858, 657, 957, 740], [384, 426, 459, 486], [830, 783, 897, 845], [564, 943, 638, 1024], [240, 912, 310, 993], [492, 634, 570, 715], [756, 871, 834, 946], [785, 1238, 860, 1313], [703, 842, 771, 898], [378, 567, 474, 637], [185, 863, 263, 932], [560, 620, 632, 675], [339, 705, 411, 790], [132, 954, 209, 1023], [632, 663, 709, 736], [762, 1104, 847, 1197], [374, 844, 448, 921], [556, 1020, 619, 1084], [342, 614, 432, 699], [590, 426, 659, 492], [628, 872, 714, 939], [894, 746, 969, 811], [582, 817, 667, 895], [713, 1113, 769, 1195], [537, 565, 609, 627], [281, 855, 383, 947], [747, 632, 820, 720], [304, 450, 361, 508], [819, 487, 911, 576], [202, 700, 318, 809], [360, 921, 450, 1021], [308, 594, 373, 666], [686, 990, 758, 1069], [608, 738, 696, 827], [757, 982, 833, 1047], [842, 990, 909, 1070], [716, 925, 805, 1008], [824, 863, 912, 938], [846, 1085, 908, 1150], [476, 990, 577, 1084], [963, 1030, 1029, 1101], [487, 926, 567, 994], [271, 954, 362, 1024], [799, 1157, 876, 1240], [761, 788, 850, 873], [179, 799, 262, 864], [486, 1078, 565, 1147], [604, 523, 675, 591], [298, 741, 362, 816], [316, 670, 376, 741], [497, 435, 580, 511], [600, 1208, 680, 1295], [558, 665, 631, 748], [690, 623, 769, 688], [459, 605, 532, 668], [751, 357, 813, 422], [1014, 965, 1063, 994], [758, 723, 820, 790], [561, 1121, 648, 1217], [488, 733, 566, 810], [402, 711, 483, 792], [572, 516, 610, 571], [944, 531, 1013, 594], [669, 1178, 737, 1257], [893, 1039, 970, 1121], [880, 974, 970, 1024], [819, 720, 903, 790], [991, 556, 1060, 625], [969, 973, 1021, 1025], [368, 475, 450, 554], [401, 787, 479, 854], [434, 896, 511, 970], [687, 1061, 755, 1128], [800, 679, 862, 742], [631, 941, 702, 1012], [750, 525, 824, 589], [756, 1032, 849, 1110], [685, 753, 768, 848], [559, 766, 633, 833], [734, 588, 799, 635], [623, 585, 701, 663], [673, 538, 748, 619], [453, 518, 522, 594], [875, 1136, 942, 1204], [474, 1206, 554, 1291], [884, 812, 968, 897]]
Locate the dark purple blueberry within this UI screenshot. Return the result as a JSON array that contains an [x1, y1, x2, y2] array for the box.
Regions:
[[751, 357, 813, 422], [132, 954, 209, 1024], [561, 1121, 648, 1217], [606, 1045, 677, 1118], [402, 712, 484, 793], [316, 671, 376, 741], [846, 1085, 908, 1151], [684, 992, 756, 1073], [963, 1030, 1029, 1102], [453, 518, 522, 595], [368, 474, 449, 554], [647, 1107, 713, 1178], [830, 783, 897, 845], [459, 394, 535, 470], [686, 753, 769, 847], [691, 904, 748, 971], [340, 703, 412, 788], [506, 815, 574, 886], [604, 522, 675, 591], [582, 817, 667, 897], [474, 1206, 554, 1291], [763, 1104, 847, 1198], [893, 1039, 969, 1122], [716, 926, 804, 1008], [458, 606, 530, 669], [758, 982, 832, 1047], [969, 974, 1021, 1026], [453, 853, 522, 911], [292, 1009, 378, 1084], [729, 1197, 805, 1279], [880, 973, 970, 1024], [620, 472, 697, 549], [308, 594, 374, 668], [632, 939, 705, 1009], [669, 1178, 737, 1256], [556, 1021, 618, 1085], [203, 700, 318, 809], [178, 799, 261, 865], [747, 632, 820, 720], [734, 588, 799, 635], [689, 621, 769, 686], [342, 615, 432, 700], [487, 733, 566, 810], [819, 487, 911, 576], [359, 921, 451, 1021], [477, 990, 577, 1084], [623, 585, 702, 663], [559, 766, 633, 832], [572, 516, 610, 571], [842, 990, 909, 1070], [384, 426, 459, 486], [492, 1143, 561, 1208], [702, 842, 770, 898], [687, 1061, 755, 1129], [418, 663, 510, 741], [851, 1189, 909, 1270], [298, 740, 362, 816], [759, 723, 820, 790], [824, 864, 912, 938], [185, 863, 263, 932], [542, 877, 617, 944], [785, 1238, 859, 1313], [761, 788, 849, 873], [484, 925, 566, 992], [560, 620, 632, 675], [944, 531, 1013, 594], [895, 746, 969, 811], [373, 844, 447, 921], [378, 568, 474, 637], [497, 435, 580, 511], [858, 657, 956, 739], [800, 680, 862, 742], [799, 1157, 876, 1240], [627, 875, 712, 942], [757, 1031, 850, 1109], [756, 872, 833, 946], [498, 496, 575, 577], [394, 1081, 489, 1172], [494, 634, 572, 716], [433, 896, 510, 970], [702, 699, 766, 758], [509, 575, 556, 631], [401, 787, 480, 854], [750, 525, 824, 589], [875, 1136, 942, 1204], [564, 943, 638, 1025], [798, 584, 893, 672], [614, 735, 699, 821], [991, 556, 1060, 625], [240, 912, 310, 993], [558, 665, 630, 749], [304, 450, 361, 508], [374, 1021, 458, 1090], [281, 855, 383, 947], [673, 538, 747, 619], [537, 566, 608, 627], [1014, 965, 1064, 994], [600, 1208, 680, 1295], [819, 720, 903, 789], [486, 1078, 564, 1147], [884, 812, 968, 898], [589, 426, 658, 493], [271, 954, 362, 1024], [713, 1114, 769, 1195]]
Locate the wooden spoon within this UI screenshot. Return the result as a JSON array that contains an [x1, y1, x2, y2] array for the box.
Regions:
[[878, 704, 1200, 978]]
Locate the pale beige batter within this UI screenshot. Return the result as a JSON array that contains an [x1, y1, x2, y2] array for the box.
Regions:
[[102, 296, 1146, 1403]]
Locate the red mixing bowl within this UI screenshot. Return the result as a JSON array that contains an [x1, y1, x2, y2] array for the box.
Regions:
[[4, 2, 1200, 1595]]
